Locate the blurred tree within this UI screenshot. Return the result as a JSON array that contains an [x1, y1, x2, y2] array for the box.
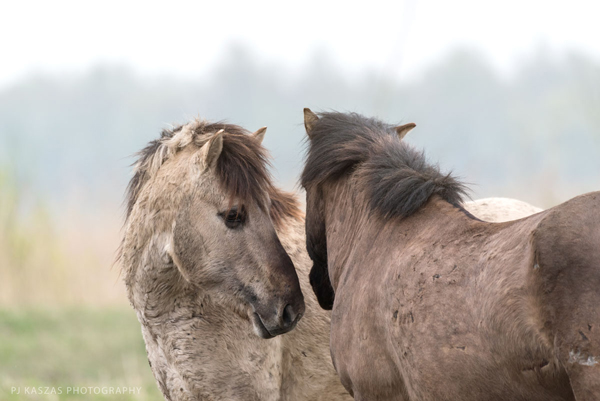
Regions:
[[0, 43, 598, 211]]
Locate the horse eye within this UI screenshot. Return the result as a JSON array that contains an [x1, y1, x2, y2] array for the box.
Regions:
[[220, 207, 246, 229]]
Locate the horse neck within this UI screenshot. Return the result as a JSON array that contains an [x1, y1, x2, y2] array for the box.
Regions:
[[123, 215, 211, 323], [323, 179, 469, 291], [126, 228, 198, 321], [320, 178, 371, 291], [123, 159, 196, 315]]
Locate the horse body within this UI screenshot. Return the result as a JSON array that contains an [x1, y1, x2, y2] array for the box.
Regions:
[[465, 197, 542, 222], [329, 192, 600, 400], [301, 110, 600, 400]]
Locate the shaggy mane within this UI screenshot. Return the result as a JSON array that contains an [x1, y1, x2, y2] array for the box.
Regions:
[[301, 112, 468, 218], [125, 119, 301, 226]]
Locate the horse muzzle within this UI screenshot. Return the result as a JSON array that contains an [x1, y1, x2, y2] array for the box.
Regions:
[[250, 299, 305, 339]]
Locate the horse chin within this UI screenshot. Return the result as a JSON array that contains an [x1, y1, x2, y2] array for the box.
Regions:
[[250, 312, 275, 339]]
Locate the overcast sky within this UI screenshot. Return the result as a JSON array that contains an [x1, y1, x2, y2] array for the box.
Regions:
[[2, 0, 599, 87]]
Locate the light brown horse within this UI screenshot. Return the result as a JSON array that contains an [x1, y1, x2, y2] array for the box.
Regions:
[[119, 119, 350, 401], [301, 110, 600, 401]]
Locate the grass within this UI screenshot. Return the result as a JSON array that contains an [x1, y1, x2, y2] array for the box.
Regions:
[[0, 307, 163, 401], [0, 169, 163, 399]]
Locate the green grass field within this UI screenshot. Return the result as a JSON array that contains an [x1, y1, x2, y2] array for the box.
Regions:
[[0, 308, 163, 400], [0, 170, 163, 399]]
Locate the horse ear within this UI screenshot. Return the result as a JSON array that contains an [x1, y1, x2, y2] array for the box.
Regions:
[[395, 123, 416, 140], [199, 129, 224, 171], [252, 127, 267, 144], [304, 108, 319, 138]]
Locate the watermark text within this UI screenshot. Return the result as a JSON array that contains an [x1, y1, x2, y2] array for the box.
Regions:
[[10, 386, 142, 396]]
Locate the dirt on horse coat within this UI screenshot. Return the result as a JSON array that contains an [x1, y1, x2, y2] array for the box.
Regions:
[[301, 110, 600, 401], [119, 119, 350, 401]]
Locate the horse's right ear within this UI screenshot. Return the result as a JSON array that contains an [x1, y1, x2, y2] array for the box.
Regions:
[[198, 129, 224, 171], [394, 123, 416, 140], [304, 108, 319, 138]]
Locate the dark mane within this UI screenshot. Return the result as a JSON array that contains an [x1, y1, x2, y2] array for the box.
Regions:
[[125, 120, 301, 226], [301, 112, 468, 218]]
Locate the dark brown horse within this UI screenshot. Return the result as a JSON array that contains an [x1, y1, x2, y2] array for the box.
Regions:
[[301, 109, 600, 401]]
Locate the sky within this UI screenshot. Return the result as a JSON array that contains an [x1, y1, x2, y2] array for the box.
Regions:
[[2, 0, 600, 87]]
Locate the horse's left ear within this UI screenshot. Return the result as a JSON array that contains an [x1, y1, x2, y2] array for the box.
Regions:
[[304, 108, 319, 139], [198, 129, 224, 171], [252, 127, 267, 144], [394, 123, 416, 140]]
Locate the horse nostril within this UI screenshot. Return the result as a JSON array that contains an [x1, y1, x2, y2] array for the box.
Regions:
[[282, 304, 296, 326]]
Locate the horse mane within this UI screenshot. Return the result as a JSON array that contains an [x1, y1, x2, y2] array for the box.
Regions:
[[125, 119, 301, 226], [301, 112, 468, 218]]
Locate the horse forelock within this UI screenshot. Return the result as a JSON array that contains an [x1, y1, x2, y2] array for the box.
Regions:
[[301, 111, 469, 219]]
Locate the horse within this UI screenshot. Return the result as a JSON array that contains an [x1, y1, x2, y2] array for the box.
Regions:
[[119, 119, 351, 401], [301, 109, 600, 401]]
